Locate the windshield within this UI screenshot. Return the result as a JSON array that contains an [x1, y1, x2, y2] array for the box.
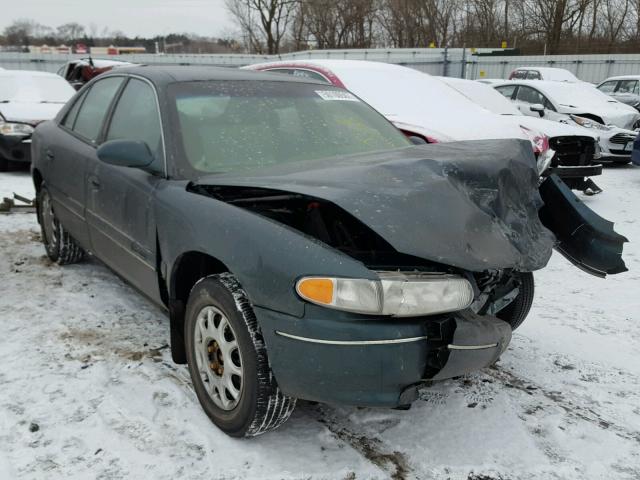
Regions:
[[169, 80, 410, 176], [443, 79, 521, 116], [0, 74, 75, 103]]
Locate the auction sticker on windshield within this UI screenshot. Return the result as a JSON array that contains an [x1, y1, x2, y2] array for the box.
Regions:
[[315, 90, 359, 101]]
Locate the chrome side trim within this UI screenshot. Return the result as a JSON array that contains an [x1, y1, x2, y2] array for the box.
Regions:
[[275, 331, 428, 346], [448, 343, 498, 350]]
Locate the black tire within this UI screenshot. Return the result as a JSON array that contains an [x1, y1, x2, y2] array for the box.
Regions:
[[496, 272, 534, 331], [0, 157, 8, 172], [185, 273, 296, 437], [36, 184, 85, 265]]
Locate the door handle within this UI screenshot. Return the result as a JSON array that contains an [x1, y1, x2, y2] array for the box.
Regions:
[[45, 149, 55, 160], [89, 176, 100, 188]]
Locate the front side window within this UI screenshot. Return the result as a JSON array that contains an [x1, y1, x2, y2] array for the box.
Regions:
[[73, 77, 124, 142], [526, 70, 542, 80], [616, 80, 638, 94], [106, 79, 162, 154], [597, 81, 618, 94], [516, 86, 545, 105], [169, 80, 410, 178]]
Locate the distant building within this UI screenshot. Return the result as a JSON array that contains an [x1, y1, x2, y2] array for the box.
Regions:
[[90, 46, 147, 55]]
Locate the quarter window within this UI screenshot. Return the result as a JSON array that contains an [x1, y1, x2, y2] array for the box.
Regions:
[[495, 85, 517, 99], [73, 77, 124, 142], [62, 90, 87, 129], [598, 81, 618, 94]]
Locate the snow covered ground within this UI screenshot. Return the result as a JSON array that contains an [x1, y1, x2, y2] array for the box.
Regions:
[[0, 167, 639, 480]]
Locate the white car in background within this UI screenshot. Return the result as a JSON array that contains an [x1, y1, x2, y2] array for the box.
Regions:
[[596, 75, 640, 111], [0, 70, 75, 171], [440, 76, 603, 193], [244, 60, 551, 162], [494, 80, 639, 163], [508, 67, 580, 82]]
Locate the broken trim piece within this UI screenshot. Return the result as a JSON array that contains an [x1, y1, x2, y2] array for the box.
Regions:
[[448, 343, 499, 350]]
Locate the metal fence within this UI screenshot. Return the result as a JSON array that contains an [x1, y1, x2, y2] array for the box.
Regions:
[[1, 49, 639, 83]]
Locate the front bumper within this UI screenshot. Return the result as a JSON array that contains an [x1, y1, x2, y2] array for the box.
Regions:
[[0, 135, 32, 163], [256, 305, 511, 407]]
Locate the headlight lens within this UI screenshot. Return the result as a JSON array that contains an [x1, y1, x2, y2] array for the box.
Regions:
[[0, 121, 34, 136], [296, 273, 474, 317], [570, 115, 611, 131]]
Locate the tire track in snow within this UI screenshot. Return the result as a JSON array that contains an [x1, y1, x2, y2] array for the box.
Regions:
[[309, 404, 412, 480], [486, 365, 640, 444]]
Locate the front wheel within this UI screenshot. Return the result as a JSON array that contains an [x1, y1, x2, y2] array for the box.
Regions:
[[36, 185, 85, 265], [496, 272, 534, 331], [185, 273, 296, 437]]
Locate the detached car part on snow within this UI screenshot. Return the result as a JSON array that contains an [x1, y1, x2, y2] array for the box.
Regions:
[[30, 67, 627, 437]]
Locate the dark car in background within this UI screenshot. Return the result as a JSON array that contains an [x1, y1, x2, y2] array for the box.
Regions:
[[0, 70, 75, 171], [31, 66, 627, 437], [57, 58, 136, 90]]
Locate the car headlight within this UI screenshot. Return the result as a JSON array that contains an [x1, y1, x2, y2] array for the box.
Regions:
[[296, 273, 474, 317], [0, 120, 34, 136], [570, 115, 611, 131]]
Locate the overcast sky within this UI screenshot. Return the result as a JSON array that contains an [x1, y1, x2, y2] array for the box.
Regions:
[[1, 0, 235, 38]]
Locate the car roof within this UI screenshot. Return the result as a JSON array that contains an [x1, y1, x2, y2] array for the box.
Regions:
[[601, 75, 640, 82], [109, 65, 328, 86], [247, 58, 411, 74], [0, 69, 62, 78]]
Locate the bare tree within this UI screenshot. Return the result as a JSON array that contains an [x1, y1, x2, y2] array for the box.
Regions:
[[225, 0, 297, 53]]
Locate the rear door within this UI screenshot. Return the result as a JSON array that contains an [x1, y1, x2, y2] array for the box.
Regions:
[[86, 77, 165, 303], [48, 76, 125, 249]]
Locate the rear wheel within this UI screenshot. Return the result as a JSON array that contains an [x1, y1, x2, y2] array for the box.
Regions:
[[185, 273, 296, 437], [37, 185, 85, 265], [496, 272, 534, 331]]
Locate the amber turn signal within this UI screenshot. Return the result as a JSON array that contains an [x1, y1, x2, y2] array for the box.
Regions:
[[296, 277, 334, 305]]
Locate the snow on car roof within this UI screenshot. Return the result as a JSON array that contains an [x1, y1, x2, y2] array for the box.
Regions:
[[247, 59, 527, 142], [600, 75, 640, 82], [439, 77, 521, 116], [495, 79, 622, 107], [512, 67, 579, 82]]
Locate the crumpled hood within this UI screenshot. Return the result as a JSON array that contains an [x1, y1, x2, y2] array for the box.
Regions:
[[194, 139, 557, 272], [0, 102, 66, 124]]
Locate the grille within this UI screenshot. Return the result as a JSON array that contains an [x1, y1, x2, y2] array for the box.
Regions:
[[609, 133, 636, 144], [549, 136, 595, 167]]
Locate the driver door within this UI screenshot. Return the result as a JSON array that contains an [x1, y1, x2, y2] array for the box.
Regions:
[[86, 77, 165, 303]]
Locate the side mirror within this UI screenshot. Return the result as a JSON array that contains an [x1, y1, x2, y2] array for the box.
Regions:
[[530, 104, 545, 117], [97, 140, 154, 169], [408, 135, 427, 145]]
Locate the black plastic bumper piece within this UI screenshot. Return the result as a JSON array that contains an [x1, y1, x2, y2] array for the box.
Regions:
[[551, 164, 602, 178], [539, 174, 628, 277], [428, 311, 512, 381]]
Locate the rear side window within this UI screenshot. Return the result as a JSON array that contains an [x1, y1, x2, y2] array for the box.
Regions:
[[496, 85, 517, 99], [62, 90, 87, 129], [73, 77, 124, 142], [106, 79, 162, 157], [598, 81, 618, 94]]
